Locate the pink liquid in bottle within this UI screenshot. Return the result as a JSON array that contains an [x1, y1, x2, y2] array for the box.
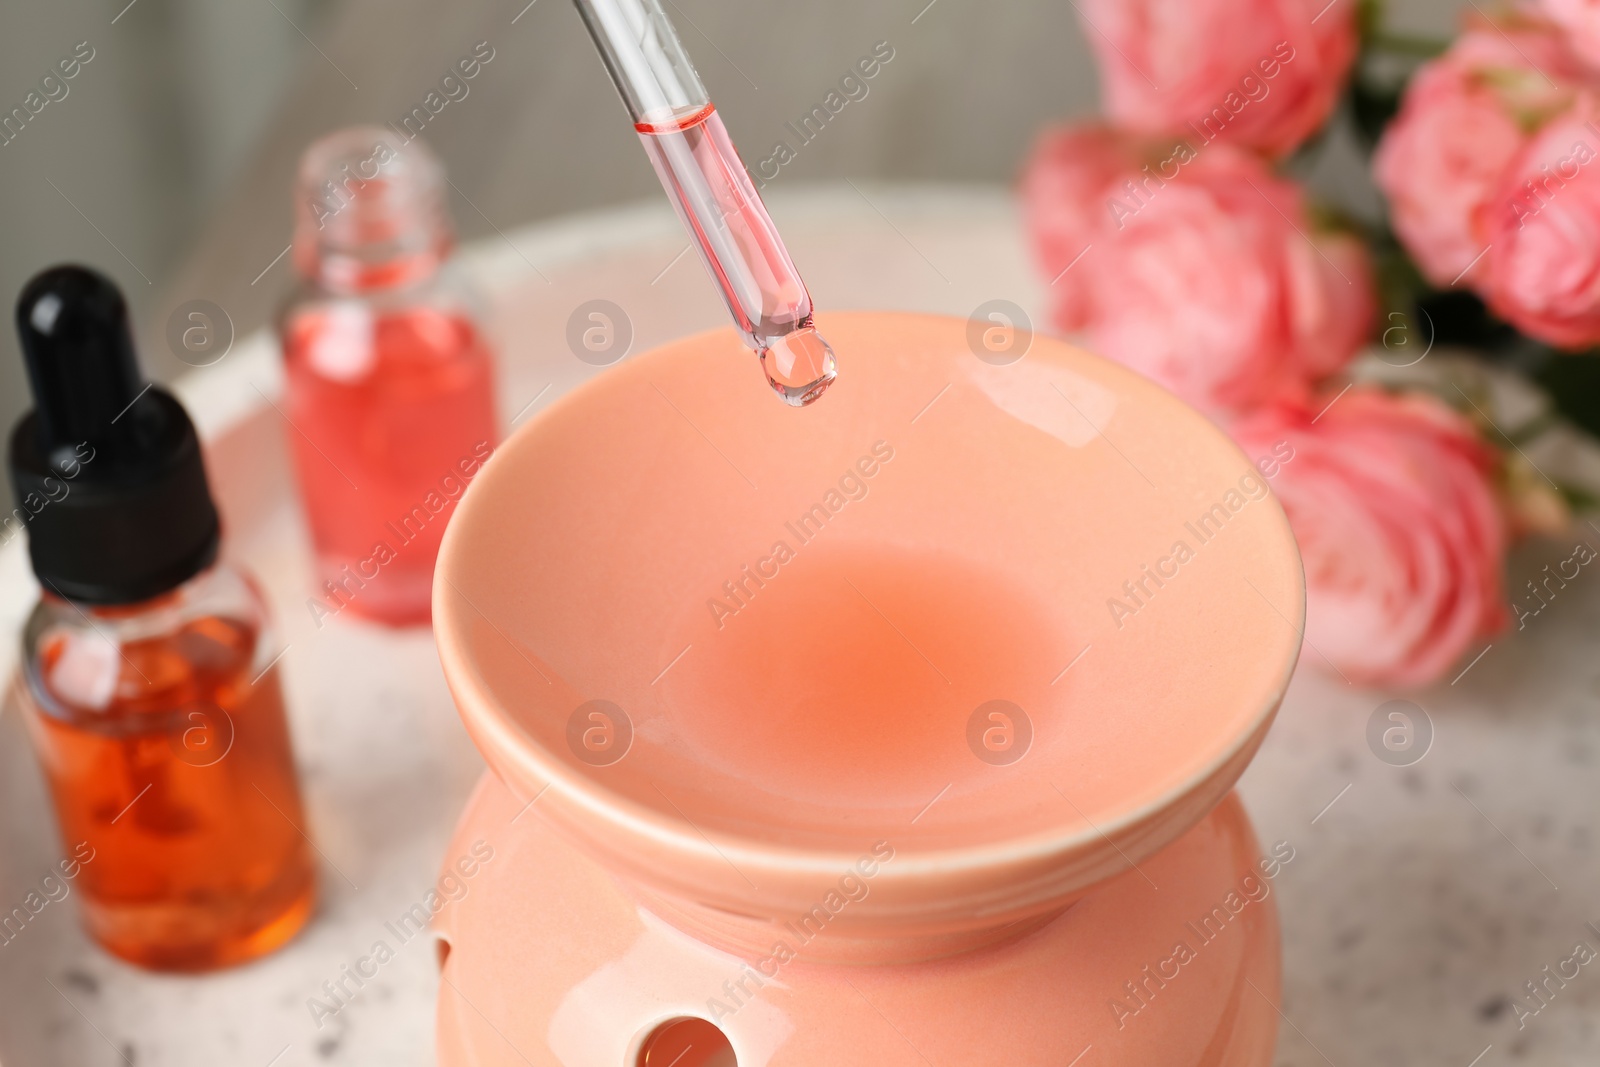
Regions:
[[636, 105, 836, 407], [282, 304, 496, 624], [280, 128, 498, 625]]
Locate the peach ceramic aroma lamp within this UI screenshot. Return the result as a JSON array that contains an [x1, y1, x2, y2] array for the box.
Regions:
[[431, 311, 1304, 1066]]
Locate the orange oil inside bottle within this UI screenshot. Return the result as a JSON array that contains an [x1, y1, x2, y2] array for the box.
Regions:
[[23, 609, 316, 971]]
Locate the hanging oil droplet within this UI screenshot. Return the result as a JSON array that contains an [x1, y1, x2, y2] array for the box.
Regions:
[[759, 322, 837, 408]]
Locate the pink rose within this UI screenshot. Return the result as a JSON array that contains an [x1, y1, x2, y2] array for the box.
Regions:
[[1231, 389, 1508, 688], [1480, 98, 1600, 347], [1374, 45, 1532, 287], [1076, 0, 1357, 158], [1016, 125, 1132, 330], [1021, 124, 1374, 414], [1375, 17, 1589, 288], [1288, 224, 1376, 380], [1535, 0, 1600, 68]]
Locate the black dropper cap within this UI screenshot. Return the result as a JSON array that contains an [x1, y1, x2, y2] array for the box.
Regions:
[[7, 265, 220, 605]]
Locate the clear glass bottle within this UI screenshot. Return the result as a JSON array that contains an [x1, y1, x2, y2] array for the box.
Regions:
[[19, 564, 317, 970], [278, 126, 499, 626], [8, 265, 316, 971]]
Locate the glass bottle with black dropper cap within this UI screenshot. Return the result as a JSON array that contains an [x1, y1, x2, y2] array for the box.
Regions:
[[7, 265, 317, 971]]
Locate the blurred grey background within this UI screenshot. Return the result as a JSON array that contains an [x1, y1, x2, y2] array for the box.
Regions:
[[0, 0, 1466, 507]]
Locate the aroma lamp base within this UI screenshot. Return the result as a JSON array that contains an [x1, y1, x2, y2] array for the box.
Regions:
[[435, 773, 1281, 1067]]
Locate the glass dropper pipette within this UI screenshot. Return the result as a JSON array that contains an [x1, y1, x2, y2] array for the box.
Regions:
[[571, 0, 838, 407]]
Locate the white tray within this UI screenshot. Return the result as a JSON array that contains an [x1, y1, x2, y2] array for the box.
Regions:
[[1, 184, 1596, 1067]]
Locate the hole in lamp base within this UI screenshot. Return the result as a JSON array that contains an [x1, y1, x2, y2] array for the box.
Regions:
[[636, 1017, 737, 1067], [435, 934, 452, 973]]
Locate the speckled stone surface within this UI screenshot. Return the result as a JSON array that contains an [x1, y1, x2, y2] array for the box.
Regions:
[[1, 186, 1596, 1067]]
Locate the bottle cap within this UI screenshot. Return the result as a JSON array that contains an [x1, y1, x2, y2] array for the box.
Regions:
[[6, 265, 220, 604]]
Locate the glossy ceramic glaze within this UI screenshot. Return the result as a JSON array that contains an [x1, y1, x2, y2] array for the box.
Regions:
[[437, 774, 1282, 1066], [431, 311, 1304, 1063]]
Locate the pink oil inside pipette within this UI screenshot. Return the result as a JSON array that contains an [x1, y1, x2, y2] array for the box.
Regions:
[[635, 104, 837, 407]]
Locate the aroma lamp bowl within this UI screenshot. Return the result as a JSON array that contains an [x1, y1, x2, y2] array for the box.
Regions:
[[431, 310, 1303, 1066]]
